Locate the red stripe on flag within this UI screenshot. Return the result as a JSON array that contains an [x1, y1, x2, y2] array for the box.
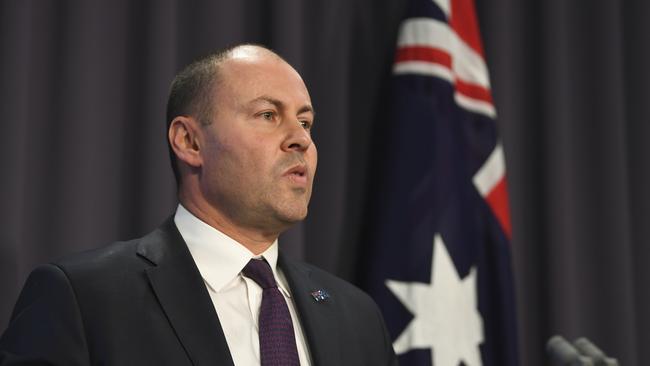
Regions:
[[395, 46, 452, 69], [449, 0, 485, 57], [485, 177, 512, 240], [455, 78, 493, 104]]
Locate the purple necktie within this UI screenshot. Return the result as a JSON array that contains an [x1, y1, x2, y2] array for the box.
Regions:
[[242, 258, 300, 366]]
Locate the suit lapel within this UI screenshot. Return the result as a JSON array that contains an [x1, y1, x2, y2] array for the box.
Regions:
[[279, 253, 341, 366], [137, 219, 234, 366]]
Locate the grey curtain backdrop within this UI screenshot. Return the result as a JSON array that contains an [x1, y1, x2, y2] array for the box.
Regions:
[[1, 1, 648, 366]]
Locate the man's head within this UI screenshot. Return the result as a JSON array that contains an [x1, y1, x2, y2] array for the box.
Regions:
[[166, 45, 317, 241]]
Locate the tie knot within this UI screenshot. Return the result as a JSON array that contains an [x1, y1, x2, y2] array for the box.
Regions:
[[242, 258, 277, 289]]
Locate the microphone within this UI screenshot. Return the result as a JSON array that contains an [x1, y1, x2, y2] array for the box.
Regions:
[[546, 335, 594, 366], [573, 338, 619, 366]]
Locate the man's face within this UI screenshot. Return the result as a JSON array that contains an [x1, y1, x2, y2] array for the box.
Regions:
[[197, 50, 317, 234]]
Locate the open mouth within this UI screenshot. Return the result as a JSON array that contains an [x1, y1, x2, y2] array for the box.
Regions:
[[284, 165, 308, 184], [286, 165, 306, 177]]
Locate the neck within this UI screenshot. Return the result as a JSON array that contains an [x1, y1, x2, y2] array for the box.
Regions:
[[178, 194, 279, 255]]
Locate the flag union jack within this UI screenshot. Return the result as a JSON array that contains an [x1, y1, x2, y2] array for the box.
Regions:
[[360, 0, 518, 365]]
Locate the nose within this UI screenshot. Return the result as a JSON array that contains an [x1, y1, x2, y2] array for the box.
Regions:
[[281, 120, 313, 152]]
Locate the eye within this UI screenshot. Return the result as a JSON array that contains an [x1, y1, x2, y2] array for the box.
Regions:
[[299, 120, 313, 130], [260, 111, 275, 120]]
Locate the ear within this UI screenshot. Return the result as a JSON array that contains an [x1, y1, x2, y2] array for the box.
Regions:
[[169, 116, 203, 168]]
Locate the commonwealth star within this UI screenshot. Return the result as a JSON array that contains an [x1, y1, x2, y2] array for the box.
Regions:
[[386, 233, 484, 365]]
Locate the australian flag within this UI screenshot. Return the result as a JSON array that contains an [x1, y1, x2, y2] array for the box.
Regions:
[[359, 0, 519, 365]]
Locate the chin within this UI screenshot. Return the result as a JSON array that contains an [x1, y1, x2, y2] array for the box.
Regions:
[[284, 210, 308, 223], [277, 205, 309, 224]]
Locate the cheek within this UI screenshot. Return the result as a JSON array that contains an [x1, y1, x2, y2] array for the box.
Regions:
[[203, 139, 247, 182], [309, 145, 318, 170], [223, 142, 272, 179]]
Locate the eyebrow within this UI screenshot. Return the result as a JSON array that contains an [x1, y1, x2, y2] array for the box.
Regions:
[[248, 96, 315, 117]]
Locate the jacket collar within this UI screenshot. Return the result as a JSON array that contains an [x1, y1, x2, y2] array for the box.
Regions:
[[136, 218, 234, 366]]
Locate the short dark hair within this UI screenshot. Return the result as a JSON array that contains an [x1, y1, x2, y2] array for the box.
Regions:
[[165, 48, 233, 185]]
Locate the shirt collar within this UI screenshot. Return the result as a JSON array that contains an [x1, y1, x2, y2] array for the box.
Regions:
[[174, 204, 290, 296]]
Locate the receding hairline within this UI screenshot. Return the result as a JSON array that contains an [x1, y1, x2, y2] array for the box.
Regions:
[[188, 45, 293, 122], [227, 44, 286, 64], [204, 46, 310, 125], [211, 46, 300, 97], [209, 44, 291, 82]]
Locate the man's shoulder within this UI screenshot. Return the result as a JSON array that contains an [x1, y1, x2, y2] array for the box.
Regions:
[[54, 239, 141, 273], [52, 219, 177, 278]]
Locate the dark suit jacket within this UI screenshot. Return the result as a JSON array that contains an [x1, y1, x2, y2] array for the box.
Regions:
[[0, 219, 397, 366]]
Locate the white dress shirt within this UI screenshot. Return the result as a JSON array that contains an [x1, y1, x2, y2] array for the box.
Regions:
[[174, 204, 312, 366]]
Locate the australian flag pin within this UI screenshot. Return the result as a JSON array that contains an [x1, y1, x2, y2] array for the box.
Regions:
[[310, 289, 330, 302]]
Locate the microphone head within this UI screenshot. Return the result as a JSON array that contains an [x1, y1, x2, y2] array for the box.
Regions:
[[546, 335, 594, 366], [573, 338, 619, 366], [573, 338, 606, 358]]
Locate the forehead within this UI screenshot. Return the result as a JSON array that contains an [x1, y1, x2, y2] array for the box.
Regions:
[[216, 54, 312, 108]]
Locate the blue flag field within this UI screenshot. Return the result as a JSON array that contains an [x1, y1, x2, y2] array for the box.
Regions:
[[360, 0, 519, 365]]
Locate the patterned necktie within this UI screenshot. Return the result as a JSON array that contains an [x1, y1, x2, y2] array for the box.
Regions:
[[242, 258, 300, 366]]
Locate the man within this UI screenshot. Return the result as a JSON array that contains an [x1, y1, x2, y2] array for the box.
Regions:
[[0, 44, 398, 366]]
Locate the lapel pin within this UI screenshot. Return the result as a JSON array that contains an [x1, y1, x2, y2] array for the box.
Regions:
[[310, 289, 330, 302]]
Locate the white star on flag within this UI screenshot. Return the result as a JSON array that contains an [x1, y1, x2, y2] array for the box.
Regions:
[[386, 233, 484, 365]]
